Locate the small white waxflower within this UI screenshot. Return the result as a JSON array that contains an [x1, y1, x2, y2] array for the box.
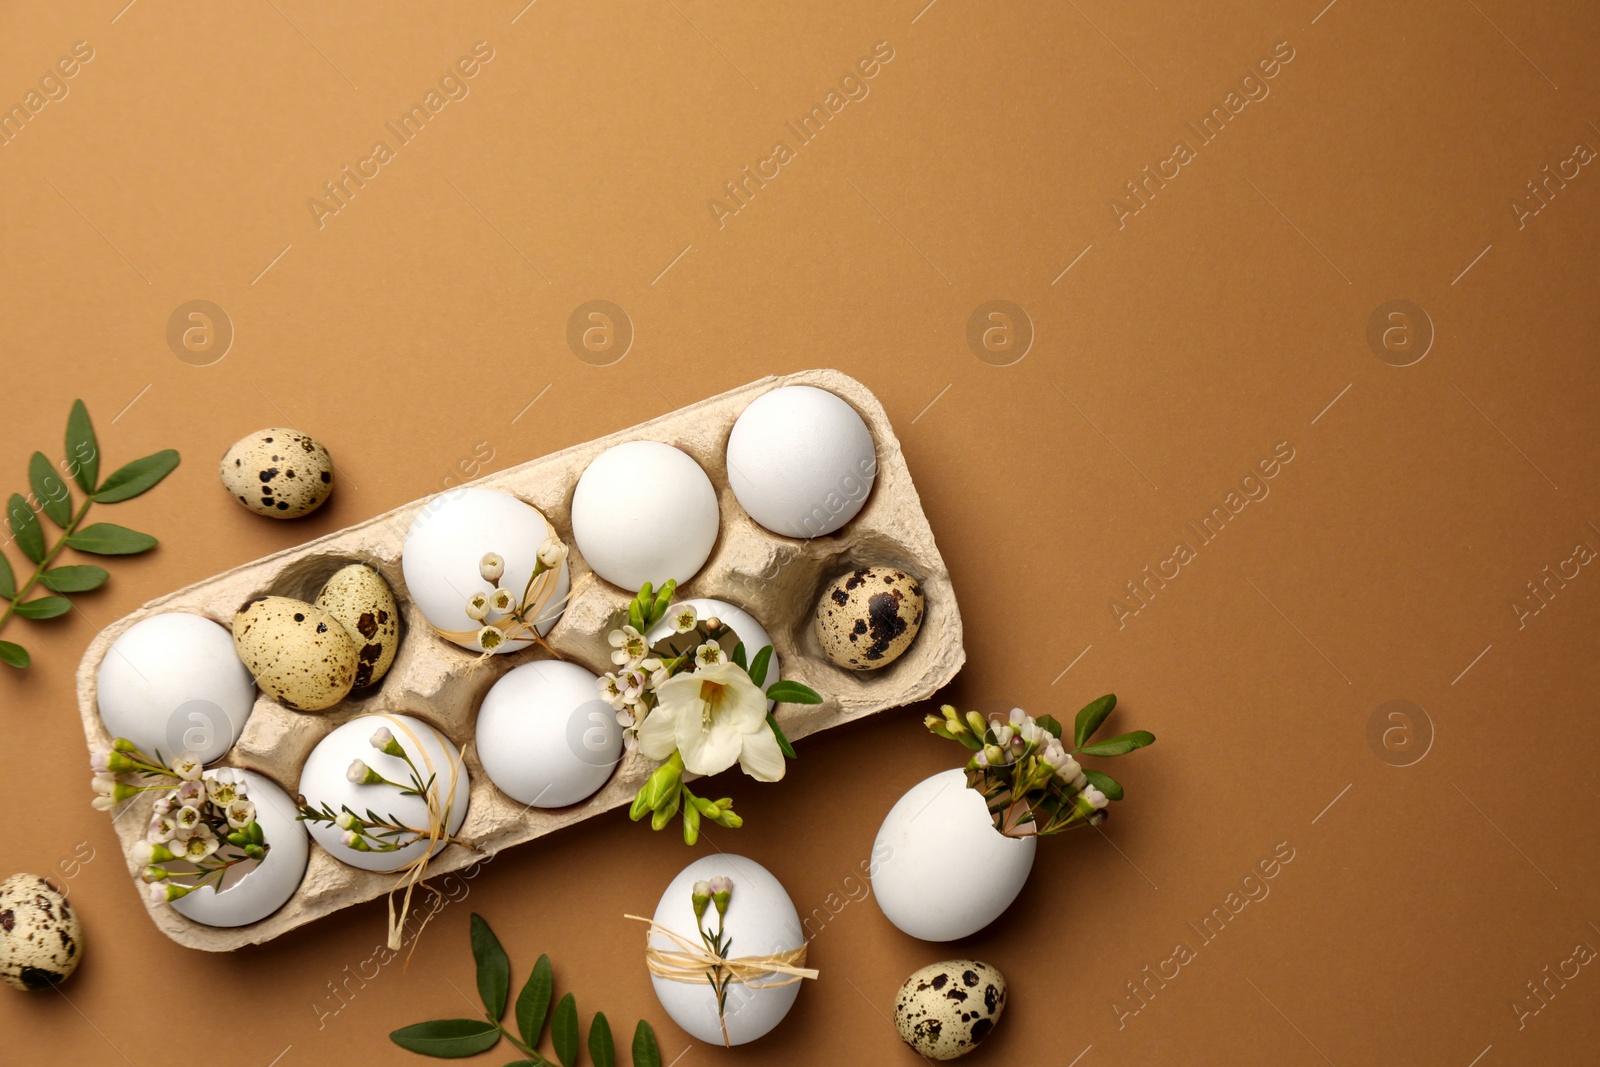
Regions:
[[152, 796, 173, 816], [131, 840, 157, 866], [147, 882, 171, 906], [479, 552, 506, 583], [489, 588, 517, 613], [1080, 784, 1109, 810], [175, 832, 220, 862], [226, 799, 257, 830], [640, 656, 671, 688], [538, 536, 568, 569], [147, 816, 177, 844], [347, 759, 385, 785], [174, 805, 203, 832], [609, 625, 648, 666], [477, 625, 507, 652], [175, 779, 205, 804], [992, 724, 1015, 748], [599, 672, 629, 711], [694, 641, 725, 669], [465, 592, 490, 622], [170, 752, 204, 781], [205, 776, 238, 807], [668, 604, 698, 633], [618, 667, 648, 704]]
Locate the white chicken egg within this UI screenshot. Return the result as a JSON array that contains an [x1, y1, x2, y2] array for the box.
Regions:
[[570, 441, 719, 590], [475, 661, 621, 808], [401, 487, 570, 654], [648, 854, 806, 1046], [97, 612, 257, 764], [725, 386, 876, 538], [645, 598, 780, 709], [297, 714, 470, 873], [171, 770, 310, 928], [870, 769, 1037, 941]]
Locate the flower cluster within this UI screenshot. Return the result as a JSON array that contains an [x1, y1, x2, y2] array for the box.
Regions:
[[296, 727, 475, 855], [458, 537, 568, 652], [926, 694, 1155, 838], [89, 739, 270, 905], [607, 581, 822, 845]]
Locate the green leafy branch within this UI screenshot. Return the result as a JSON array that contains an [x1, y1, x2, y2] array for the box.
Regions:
[[0, 400, 179, 670], [391, 914, 662, 1066]]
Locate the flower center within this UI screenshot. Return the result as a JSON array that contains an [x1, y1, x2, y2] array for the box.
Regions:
[[699, 680, 725, 728]]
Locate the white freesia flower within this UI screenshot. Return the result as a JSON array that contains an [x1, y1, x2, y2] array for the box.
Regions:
[[635, 661, 784, 781]]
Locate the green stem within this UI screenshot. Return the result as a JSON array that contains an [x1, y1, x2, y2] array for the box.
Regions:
[[0, 496, 93, 637]]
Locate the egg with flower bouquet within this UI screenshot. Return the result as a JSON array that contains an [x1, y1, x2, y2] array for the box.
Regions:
[[600, 581, 822, 845], [401, 487, 570, 655], [871, 696, 1156, 941], [89, 740, 309, 927]]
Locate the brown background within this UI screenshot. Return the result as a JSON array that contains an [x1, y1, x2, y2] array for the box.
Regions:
[[3, 1, 1598, 1064]]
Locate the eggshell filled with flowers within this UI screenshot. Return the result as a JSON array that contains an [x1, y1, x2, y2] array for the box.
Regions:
[[475, 661, 621, 808], [870, 769, 1036, 941], [570, 441, 719, 590], [645, 597, 781, 708], [725, 385, 876, 537], [647, 855, 809, 1046], [97, 612, 256, 764], [298, 715, 469, 873], [402, 487, 570, 654], [170, 770, 310, 928]]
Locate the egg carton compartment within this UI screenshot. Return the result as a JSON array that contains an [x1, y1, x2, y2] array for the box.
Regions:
[[75, 369, 964, 951]]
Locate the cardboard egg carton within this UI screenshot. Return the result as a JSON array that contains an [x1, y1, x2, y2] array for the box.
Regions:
[[75, 369, 965, 951]]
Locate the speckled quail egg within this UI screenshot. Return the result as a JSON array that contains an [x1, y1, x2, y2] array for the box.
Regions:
[[0, 875, 83, 992], [220, 428, 334, 519], [232, 596, 359, 711], [314, 564, 400, 690], [894, 959, 1007, 1060], [814, 566, 925, 670]]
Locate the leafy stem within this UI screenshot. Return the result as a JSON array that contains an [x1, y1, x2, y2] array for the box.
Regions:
[[0, 496, 92, 639]]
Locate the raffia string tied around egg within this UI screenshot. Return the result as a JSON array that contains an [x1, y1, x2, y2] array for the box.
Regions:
[[624, 914, 818, 1045], [430, 570, 589, 671], [380, 714, 472, 961]]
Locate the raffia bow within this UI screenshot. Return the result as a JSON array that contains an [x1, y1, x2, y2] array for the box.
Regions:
[[378, 714, 471, 959], [625, 914, 818, 1046]]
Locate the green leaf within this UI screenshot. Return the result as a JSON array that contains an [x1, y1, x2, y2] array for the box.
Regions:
[[748, 645, 772, 688], [588, 1012, 616, 1067], [632, 1021, 661, 1067], [0, 641, 28, 669], [7, 495, 44, 564], [767, 713, 797, 759], [552, 993, 578, 1067], [515, 954, 553, 1050], [1037, 714, 1063, 739], [730, 641, 746, 671], [65, 400, 99, 494], [14, 596, 70, 619], [29, 452, 71, 527], [0, 551, 14, 599], [40, 565, 108, 593], [765, 679, 822, 704], [93, 449, 180, 503], [64, 523, 157, 555], [471, 913, 511, 1021], [1079, 730, 1155, 757], [388, 1019, 501, 1058], [1082, 768, 1124, 801], [1072, 694, 1117, 750]]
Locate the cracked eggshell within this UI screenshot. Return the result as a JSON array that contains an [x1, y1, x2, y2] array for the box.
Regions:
[[172, 770, 310, 928], [646, 597, 780, 708], [815, 566, 925, 670], [871, 769, 1036, 942], [298, 714, 469, 873], [571, 441, 719, 590], [476, 661, 621, 808], [0, 875, 83, 992], [726, 385, 876, 538], [232, 596, 359, 712], [402, 487, 570, 654], [219, 428, 333, 519], [894, 959, 1007, 1060], [314, 564, 400, 689], [97, 612, 256, 764], [649, 855, 804, 1046]]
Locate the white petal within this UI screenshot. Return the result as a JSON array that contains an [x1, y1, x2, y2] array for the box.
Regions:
[[679, 723, 742, 777], [738, 728, 787, 782], [634, 707, 679, 760]]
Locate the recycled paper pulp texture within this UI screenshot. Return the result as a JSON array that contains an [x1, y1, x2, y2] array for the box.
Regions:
[[3, 2, 1600, 1064]]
